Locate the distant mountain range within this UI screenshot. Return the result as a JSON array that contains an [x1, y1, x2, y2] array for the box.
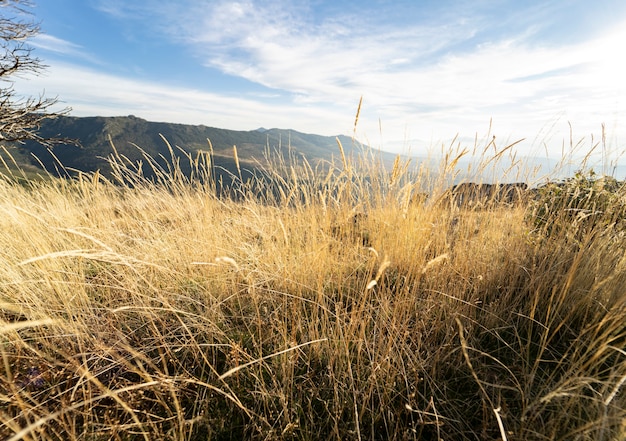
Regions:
[[2, 115, 617, 186], [2, 115, 399, 181]]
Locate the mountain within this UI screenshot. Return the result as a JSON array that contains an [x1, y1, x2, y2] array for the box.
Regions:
[[2, 115, 585, 188], [4, 115, 398, 181]]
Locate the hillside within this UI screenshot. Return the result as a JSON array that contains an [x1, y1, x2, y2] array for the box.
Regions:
[[4, 115, 396, 180]]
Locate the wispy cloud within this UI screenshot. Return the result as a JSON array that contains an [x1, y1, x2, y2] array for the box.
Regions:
[[90, 0, 146, 19], [31, 34, 103, 66], [31, 34, 82, 55], [104, 2, 623, 103], [93, 0, 479, 101], [169, 2, 479, 102], [16, 62, 353, 134]]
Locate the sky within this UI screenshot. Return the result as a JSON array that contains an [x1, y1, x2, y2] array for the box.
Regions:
[[9, 0, 626, 165]]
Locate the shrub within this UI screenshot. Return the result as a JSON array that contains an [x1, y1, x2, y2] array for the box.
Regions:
[[529, 170, 626, 243]]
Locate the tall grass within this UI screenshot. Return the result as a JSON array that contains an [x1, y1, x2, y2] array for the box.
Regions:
[[0, 135, 625, 440]]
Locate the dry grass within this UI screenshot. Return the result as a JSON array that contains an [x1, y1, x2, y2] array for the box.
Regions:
[[0, 139, 625, 441]]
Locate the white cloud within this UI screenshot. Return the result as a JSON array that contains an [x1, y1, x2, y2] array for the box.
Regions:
[[31, 35, 82, 54], [141, 2, 623, 141], [91, 1, 147, 19], [31, 34, 103, 66], [13, 62, 355, 135], [180, 3, 478, 105]]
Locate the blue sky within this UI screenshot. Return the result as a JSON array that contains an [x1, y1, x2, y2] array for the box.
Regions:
[[11, 0, 626, 161]]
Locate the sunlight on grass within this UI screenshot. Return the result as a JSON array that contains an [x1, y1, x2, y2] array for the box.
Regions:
[[0, 130, 625, 440]]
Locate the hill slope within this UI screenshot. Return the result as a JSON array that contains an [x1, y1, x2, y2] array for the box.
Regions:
[[6, 115, 395, 179]]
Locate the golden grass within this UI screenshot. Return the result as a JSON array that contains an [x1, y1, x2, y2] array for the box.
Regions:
[[0, 141, 625, 440]]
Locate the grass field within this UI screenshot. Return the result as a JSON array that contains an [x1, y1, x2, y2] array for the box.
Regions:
[[1, 139, 625, 440]]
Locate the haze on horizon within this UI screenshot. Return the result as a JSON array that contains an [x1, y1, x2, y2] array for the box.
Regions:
[[10, 0, 626, 169]]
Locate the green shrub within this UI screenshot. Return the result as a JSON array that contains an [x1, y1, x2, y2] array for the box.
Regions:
[[529, 170, 626, 242]]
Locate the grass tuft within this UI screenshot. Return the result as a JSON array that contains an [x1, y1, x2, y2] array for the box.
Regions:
[[0, 136, 625, 440]]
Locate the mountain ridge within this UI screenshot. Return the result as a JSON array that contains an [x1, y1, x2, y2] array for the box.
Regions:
[[6, 115, 397, 179], [3, 115, 593, 185]]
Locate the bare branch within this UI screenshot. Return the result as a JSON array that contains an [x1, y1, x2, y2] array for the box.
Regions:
[[0, 0, 75, 147]]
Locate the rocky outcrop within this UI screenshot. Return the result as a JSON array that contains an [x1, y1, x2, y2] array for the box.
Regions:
[[444, 182, 528, 208]]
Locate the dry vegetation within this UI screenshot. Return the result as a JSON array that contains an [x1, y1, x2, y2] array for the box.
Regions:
[[0, 138, 625, 441]]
